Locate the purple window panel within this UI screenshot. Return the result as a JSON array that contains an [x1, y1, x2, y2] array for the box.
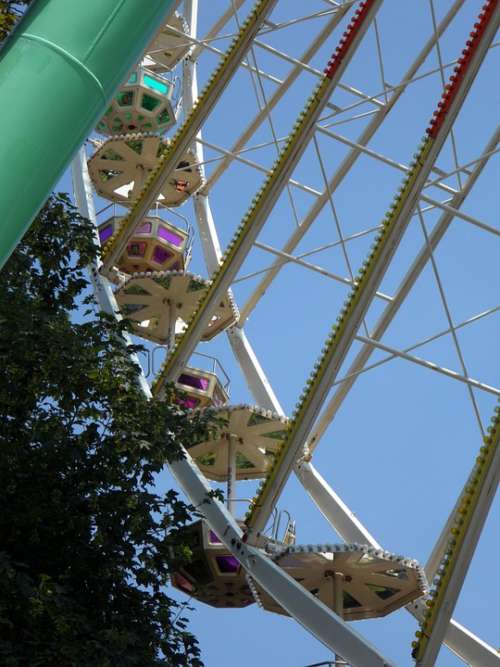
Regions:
[[208, 530, 222, 545], [152, 245, 172, 264], [215, 555, 239, 574], [158, 225, 184, 247], [178, 374, 209, 391], [136, 222, 152, 234], [99, 224, 114, 243]]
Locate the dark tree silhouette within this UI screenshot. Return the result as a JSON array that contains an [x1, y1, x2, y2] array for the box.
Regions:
[[0, 194, 206, 666]]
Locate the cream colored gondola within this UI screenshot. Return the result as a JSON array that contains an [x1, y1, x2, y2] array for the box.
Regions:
[[171, 520, 276, 609], [88, 134, 202, 206], [171, 366, 229, 409], [145, 12, 191, 72], [96, 66, 176, 136], [187, 405, 288, 482], [256, 544, 427, 621], [98, 217, 190, 275], [115, 271, 237, 343]]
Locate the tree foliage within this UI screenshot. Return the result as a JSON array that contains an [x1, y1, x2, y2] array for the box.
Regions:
[[0, 195, 207, 666], [0, 0, 31, 43]]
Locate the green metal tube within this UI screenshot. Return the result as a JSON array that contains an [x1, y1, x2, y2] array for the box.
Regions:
[[0, 0, 176, 268]]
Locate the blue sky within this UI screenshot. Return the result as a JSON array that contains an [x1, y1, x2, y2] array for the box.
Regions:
[[58, 1, 499, 664]]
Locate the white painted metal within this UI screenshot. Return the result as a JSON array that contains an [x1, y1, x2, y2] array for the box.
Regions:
[[297, 460, 500, 666], [425, 445, 500, 583], [163, 0, 384, 384], [190, 0, 246, 60], [70, 23, 396, 665], [71, 147, 152, 399], [184, 5, 500, 664], [155, 4, 395, 663], [295, 461, 382, 549], [168, 450, 396, 667], [103, 0, 278, 272], [306, 126, 500, 453], [246, 0, 500, 550], [73, 2, 500, 664], [417, 443, 500, 666], [354, 333, 500, 397], [227, 435, 237, 514], [226, 326, 285, 413], [183, 9, 285, 417], [238, 0, 466, 326], [252, 239, 394, 302], [201, 3, 351, 193]]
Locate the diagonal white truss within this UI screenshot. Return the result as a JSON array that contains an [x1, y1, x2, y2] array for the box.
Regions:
[[74, 1, 500, 665], [183, 2, 500, 665]]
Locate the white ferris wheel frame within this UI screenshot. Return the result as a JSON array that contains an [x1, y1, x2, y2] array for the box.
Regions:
[[71, 0, 500, 664]]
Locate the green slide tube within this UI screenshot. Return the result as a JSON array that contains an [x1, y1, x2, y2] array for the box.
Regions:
[[0, 0, 176, 269]]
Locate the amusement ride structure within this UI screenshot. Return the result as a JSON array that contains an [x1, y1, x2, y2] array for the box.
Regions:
[[0, 0, 499, 665]]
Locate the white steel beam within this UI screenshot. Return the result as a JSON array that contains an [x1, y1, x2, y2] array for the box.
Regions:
[[425, 450, 500, 587], [253, 239, 393, 302], [71, 3, 499, 665], [425, 474, 476, 583], [244, 2, 499, 537], [188, 5, 499, 665], [226, 326, 285, 413], [194, 186, 284, 414], [181, 6, 385, 149], [190, 13, 499, 667], [197, 135, 322, 196], [233, 225, 383, 284], [70, 3, 393, 660], [190, 0, 246, 60], [261, 4, 355, 33], [328, 304, 500, 394], [354, 333, 500, 397], [306, 126, 500, 452], [101, 0, 278, 274], [296, 461, 500, 667], [416, 441, 500, 666], [201, 2, 351, 193], [238, 0, 466, 326], [252, 34, 384, 108], [418, 192, 499, 237], [169, 451, 395, 667], [75, 136, 395, 665], [155, 5, 390, 667], [184, 12, 500, 665], [295, 461, 382, 548], [323, 40, 500, 127], [157, 0, 384, 387], [310, 127, 498, 235], [183, 9, 285, 418], [315, 125, 458, 195], [71, 148, 152, 399], [443, 622, 500, 667]]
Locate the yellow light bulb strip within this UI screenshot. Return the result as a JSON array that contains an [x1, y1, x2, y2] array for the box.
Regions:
[[411, 408, 500, 661], [151, 76, 332, 396], [152, 0, 382, 395], [244, 0, 499, 540], [243, 135, 432, 529]]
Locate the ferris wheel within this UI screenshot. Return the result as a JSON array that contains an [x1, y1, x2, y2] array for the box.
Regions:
[[71, 1, 500, 665]]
